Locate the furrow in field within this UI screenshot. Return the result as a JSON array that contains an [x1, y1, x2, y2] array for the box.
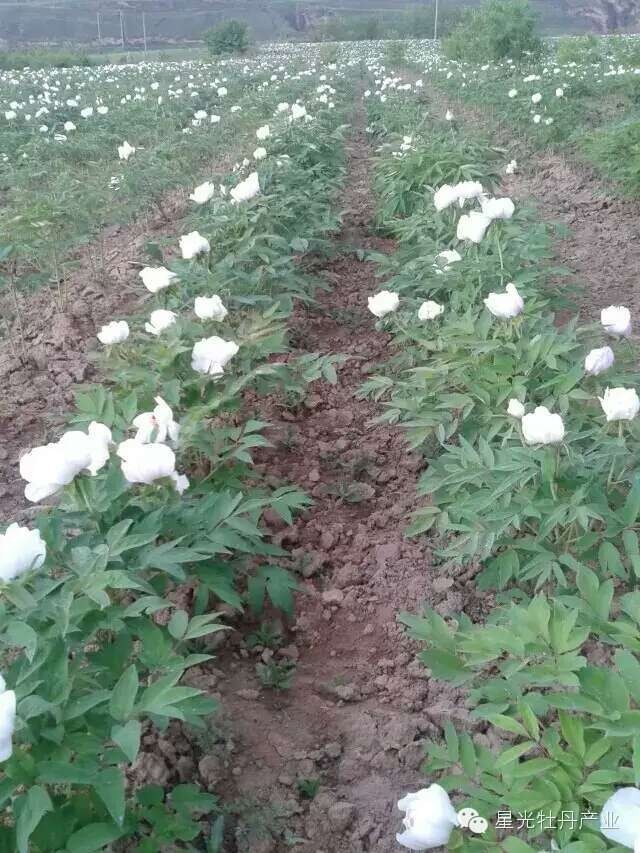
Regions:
[[193, 104, 458, 853]]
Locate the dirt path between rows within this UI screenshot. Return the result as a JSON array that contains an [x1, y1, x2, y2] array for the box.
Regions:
[[184, 106, 485, 853], [502, 152, 640, 326]]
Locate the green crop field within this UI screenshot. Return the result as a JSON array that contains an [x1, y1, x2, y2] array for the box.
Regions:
[[3, 16, 640, 852]]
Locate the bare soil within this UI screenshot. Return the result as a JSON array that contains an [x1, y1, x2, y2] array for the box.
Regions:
[[502, 151, 640, 325]]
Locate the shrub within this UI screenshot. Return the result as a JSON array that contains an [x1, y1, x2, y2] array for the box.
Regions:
[[443, 0, 543, 62], [384, 41, 408, 68], [555, 34, 602, 64], [204, 19, 249, 55]]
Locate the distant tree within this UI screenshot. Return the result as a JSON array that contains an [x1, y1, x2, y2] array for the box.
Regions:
[[443, 0, 542, 61], [204, 20, 249, 55]]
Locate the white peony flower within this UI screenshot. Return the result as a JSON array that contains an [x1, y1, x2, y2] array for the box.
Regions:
[[132, 396, 180, 445], [0, 524, 46, 582], [531, 92, 542, 104], [189, 181, 215, 204], [508, 88, 518, 98], [368, 290, 399, 318], [97, 320, 129, 345], [455, 180, 485, 206], [600, 787, 640, 851], [191, 336, 239, 376], [435, 249, 462, 269], [599, 387, 640, 422], [484, 283, 524, 319], [457, 211, 492, 244], [80, 106, 93, 118], [291, 103, 307, 120], [533, 114, 541, 124], [179, 231, 210, 260], [230, 171, 260, 204], [433, 184, 459, 212], [445, 110, 454, 121], [522, 406, 565, 445], [505, 159, 517, 175], [253, 146, 267, 161], [195, 295, 228, 321], [20, 422, 112, 502], [481, 197, 515, 220], [145, 309, 177, 336], [139, 266, 177, 293], [418, 300, 444, 320], [396, 785, 459, 851], [64, 120, 76, 131], [602, 305, 632, 338], [117, 439, 186, 492], [507, 398, 525, 419], [556, 87, 564, 97], [584, 346, 614, 376], [277, 102, 290, 112], [118, 140, 135, 161], [0, 678, 16, 761], [256, 124, 270, 140]]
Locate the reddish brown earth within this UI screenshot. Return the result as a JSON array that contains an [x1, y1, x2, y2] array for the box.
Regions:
[[177, 114, 493, 853], [502, 152, 640, 325]]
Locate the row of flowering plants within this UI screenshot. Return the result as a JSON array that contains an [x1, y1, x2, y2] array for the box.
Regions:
[[0, 69, 350, 850], [362, 72, 640, 852]]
